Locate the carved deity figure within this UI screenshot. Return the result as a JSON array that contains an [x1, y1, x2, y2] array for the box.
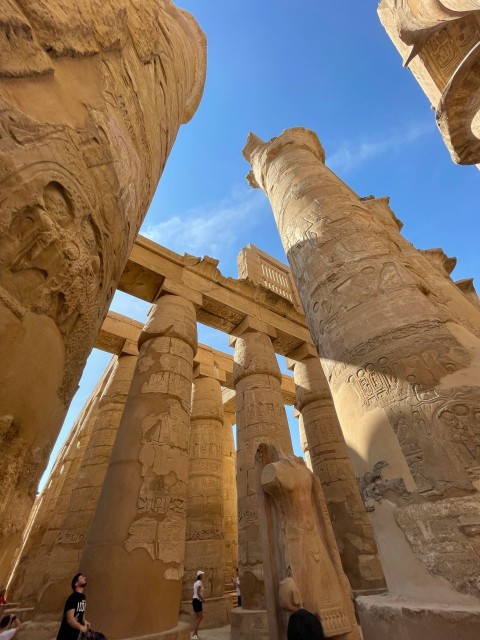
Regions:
[[0, 0, 206, 584], [256, 445, 360, 640]]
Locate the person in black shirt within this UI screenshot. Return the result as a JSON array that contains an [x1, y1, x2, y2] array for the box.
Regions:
[[56, 573, 89, 640], [287, 608, 325, 640]]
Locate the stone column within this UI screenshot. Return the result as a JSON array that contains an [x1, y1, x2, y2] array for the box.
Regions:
[[232, 318, 293, 639], [244, 128, 480, 606], [0, 0, 206, 581], [7, 357, 116, 599], [222, 410, 238, 585], [287, 349, 386, 593], [181, 364, 230, 628], [80, 295, 197, 640], [33, 352, 137, 619]]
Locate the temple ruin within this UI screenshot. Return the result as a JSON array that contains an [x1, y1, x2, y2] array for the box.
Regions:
[[1, 2, 480, 640]]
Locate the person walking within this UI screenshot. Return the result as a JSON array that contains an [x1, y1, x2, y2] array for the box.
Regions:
[[232, 568, 241, 607], [56, 573, 89, 640], [191, 570, 204, 639]]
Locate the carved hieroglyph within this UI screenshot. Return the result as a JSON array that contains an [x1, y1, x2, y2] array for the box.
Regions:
[[7, 356, 116, 602], [0, 0, 206, 583], [182, 372, 229, 627], [80, 295, 197, 638], [244, 127, 480, 600], [32, 353, 136, 618], [256, 445, 360, 640], [378, 1, 480, 164], [233, 328, 293, 611], [223, 411, 239, 582], [289, 354, 385, 593]]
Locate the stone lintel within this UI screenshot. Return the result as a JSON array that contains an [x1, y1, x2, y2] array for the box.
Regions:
[[157, 277, 203, 308], [285, 341, 318, 367], [119, 236, 311, 356], [95, 311, 296, 402]]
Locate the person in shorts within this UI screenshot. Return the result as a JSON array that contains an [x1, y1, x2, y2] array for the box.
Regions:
[[191, 570, 204, 639]]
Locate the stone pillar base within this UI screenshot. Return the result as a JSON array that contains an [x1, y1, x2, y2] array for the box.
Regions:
[[230, 608, 268, 640], [356, 595, 480, 640], [15, 621, 191, 640], [180, 596, 232, 629]]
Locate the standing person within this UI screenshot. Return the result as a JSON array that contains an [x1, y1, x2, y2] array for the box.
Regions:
[[56, 573, 89, 640], [191, 570, 204, 640], [232, 568, 241, 607], [0, 588, 7, 605], [0, 614, 21, 640]]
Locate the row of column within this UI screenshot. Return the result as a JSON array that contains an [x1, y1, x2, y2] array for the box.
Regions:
[[8, 292, 384, 640]]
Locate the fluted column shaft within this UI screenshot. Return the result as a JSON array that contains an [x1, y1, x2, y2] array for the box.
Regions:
[[233, 328, 293, 610], [291, 355, 385, 592], [80, 295, 197, 639]]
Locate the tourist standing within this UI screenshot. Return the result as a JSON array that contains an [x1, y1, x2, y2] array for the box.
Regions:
[[56, 573, 89, 640], [191, 570, 204, 639], [232, 568, 241, 607]]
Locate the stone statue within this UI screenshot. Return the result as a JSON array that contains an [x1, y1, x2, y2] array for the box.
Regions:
[[0, 0, 206, 583], [256, 444, 360, 640]]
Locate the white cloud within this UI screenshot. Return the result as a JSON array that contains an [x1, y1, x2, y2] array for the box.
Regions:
[[142, 186, 265, 258], [328, 119, 435, 173]]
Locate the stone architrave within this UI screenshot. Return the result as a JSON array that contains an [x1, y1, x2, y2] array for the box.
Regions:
[[222, 411, 238, 584], [243, 127, 480, 605], [181, 367, 230, 628], [33, 353, 137, 619], [287, 352, 386, 593], [7, 357, 116, 601], [378, 1, 480, 164], [231, 320, 293, 639], [80, 295, 197, 640], [0, 0, 206, 582]]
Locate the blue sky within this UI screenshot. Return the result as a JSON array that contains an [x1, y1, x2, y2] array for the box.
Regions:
[[40, 1, 479, 488]]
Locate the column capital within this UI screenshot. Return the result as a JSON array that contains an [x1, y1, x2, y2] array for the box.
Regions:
[[139, 294, 197, 352]]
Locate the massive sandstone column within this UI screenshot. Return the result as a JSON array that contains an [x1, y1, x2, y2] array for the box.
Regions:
[[80, 295, 197, 640], [7, 357, 116, 601], [232, 320, 293, 639], [34, 352, 137, 618], [181, 367, 230, 628], [0, 0, 206, 583], [287, 351, 385, 593], [222, 410, 238, 584], [243, 128, 480, 608]]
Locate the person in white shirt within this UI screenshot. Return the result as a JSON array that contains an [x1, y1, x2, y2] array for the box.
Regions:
[[0, 613, 21, 640], [191, 570, 204, 639], [232, 567, 241, 607]]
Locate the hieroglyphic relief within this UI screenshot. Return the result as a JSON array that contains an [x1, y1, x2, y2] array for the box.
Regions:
[[244, 126, 480, 599], [0, 0, 206, 585]]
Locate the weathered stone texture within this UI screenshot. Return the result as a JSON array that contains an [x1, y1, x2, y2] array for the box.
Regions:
[[290, 355, 386, 593], [378, 1, 480, 164], [233, 328, 293, 612], [0, 0, 206, 583], [222, 411, 238, 583], [181, 372, 230, 627], [243, 127, 480, 602], [7, 357, 116, 601], [80, 295, 197, 638]]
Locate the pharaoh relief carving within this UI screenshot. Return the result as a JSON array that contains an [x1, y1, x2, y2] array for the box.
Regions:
[[0, 2, 206, 564]]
